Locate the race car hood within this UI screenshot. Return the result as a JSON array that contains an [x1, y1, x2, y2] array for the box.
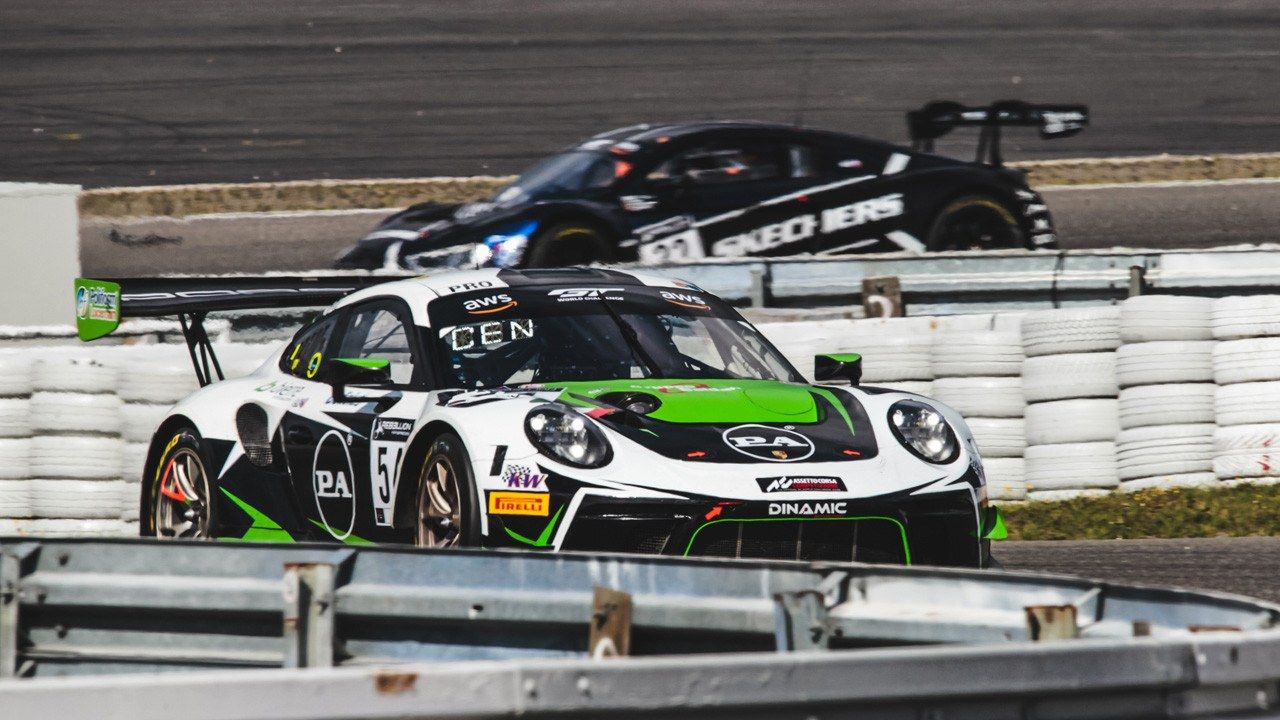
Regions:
[[554, 378, 820, 424], [546, 378, 879, 464]]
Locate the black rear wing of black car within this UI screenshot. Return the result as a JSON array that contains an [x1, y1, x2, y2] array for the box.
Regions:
[[906, 100, 1089, 167], [74, 274, 404, 386]]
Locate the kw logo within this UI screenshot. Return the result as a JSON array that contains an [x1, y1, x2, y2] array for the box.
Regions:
[[464, 293, 517, 315], [314, 470, 352, 498], [660, 291, 709, 310]]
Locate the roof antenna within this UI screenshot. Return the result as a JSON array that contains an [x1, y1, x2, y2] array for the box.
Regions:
[[793, 51, 814, 127]]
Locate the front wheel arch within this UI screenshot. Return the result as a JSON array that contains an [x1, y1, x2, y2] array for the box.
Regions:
[[392, 420, 465, 532]]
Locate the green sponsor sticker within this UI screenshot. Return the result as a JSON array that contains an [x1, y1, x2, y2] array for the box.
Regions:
[[74, 278, 121, 341]]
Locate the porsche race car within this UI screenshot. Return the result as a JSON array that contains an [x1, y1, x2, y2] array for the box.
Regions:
[[336, 100, 1086, 271], [76, 269, 1004, 566]]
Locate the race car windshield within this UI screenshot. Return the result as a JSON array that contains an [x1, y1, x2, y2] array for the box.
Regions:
[[429, 287, 803, 389], [493, 151, 622, 203]]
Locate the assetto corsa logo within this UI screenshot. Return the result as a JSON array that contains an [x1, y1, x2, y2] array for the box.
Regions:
[[756, 476, 846, 493]]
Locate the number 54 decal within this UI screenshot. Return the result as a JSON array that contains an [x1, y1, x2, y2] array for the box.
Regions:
[[370, 418, 412, 526]]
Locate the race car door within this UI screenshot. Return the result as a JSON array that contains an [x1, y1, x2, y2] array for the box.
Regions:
[[280, 297, 428, 544]]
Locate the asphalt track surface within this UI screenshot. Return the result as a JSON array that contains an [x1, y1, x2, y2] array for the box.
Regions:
[[2, 0, 1278, 187], [1000, 538, 1280, 605]]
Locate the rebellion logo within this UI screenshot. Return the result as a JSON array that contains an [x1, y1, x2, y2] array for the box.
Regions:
[[464, 293, 517, 315], [722, 425, 815, 462], [756, 476, 846, 493]]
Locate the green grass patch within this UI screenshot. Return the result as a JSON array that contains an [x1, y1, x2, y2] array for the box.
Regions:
[[1002, 483, 1280, 541]]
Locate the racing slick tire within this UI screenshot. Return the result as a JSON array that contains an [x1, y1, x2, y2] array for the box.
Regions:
[[1117, 384, 1214, 430], [925, 194, 1027, 251], [143, 429, 219, 539], [1020, 306, 1121, 357], [1120, 296, 1212, 342], [524, 223, 614, 268], [1115, 341, 1213, 388], [1022, 352, 1118, 402], [414, 432, 481, 548], [1211, 296, 1280, 340], [1213, 338, 1280, 385]]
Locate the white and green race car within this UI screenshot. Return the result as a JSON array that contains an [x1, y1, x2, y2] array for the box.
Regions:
[[76, 268, 1002, 566]]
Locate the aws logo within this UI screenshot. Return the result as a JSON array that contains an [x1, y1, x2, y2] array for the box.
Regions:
[[660, 290, 709, 310], [464, 294, 517, 315]]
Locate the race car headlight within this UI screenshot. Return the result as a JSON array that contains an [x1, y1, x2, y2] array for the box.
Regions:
[[483, 220, 538, 268], [525, 405, 612, 468], [888, 400, 958, 464]]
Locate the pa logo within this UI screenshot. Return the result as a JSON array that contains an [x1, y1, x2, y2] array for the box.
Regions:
[[722, 425, 815, 462], [312, 429, 357, 539]]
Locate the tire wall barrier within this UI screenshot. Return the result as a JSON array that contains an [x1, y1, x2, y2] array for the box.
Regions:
[[0, 343, 275, 536], [2, 295, 1278, 535]]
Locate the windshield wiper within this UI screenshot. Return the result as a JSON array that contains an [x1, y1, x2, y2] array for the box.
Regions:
[[596, 296, 662, 378]]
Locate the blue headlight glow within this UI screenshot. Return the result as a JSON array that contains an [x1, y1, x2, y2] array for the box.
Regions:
[[481, 220, 539, 267]]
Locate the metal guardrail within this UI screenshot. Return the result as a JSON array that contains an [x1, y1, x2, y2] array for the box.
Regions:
[[636, 244, 1280, 314], [2, 538, 1280, 718]]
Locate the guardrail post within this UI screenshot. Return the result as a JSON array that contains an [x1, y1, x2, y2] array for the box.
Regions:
[[1128, 265, 1146, 297], [0, 549, 18, 678], [773, 590, 830, 652], [588, 586, 632, 658], [748, 267, 768, 308], [282, 562, 336, 668], [862, 276, 904, 317], [1026, 604, 1078, 641]]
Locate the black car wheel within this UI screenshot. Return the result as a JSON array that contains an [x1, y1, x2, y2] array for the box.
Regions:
[[524, 223, 613, 267], [414, 433, 481, 548], [926, 194, 1026, 251], [145, 428, 218, 539]]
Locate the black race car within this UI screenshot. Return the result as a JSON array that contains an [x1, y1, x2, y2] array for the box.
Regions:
[[335, 100, 1087, 270]]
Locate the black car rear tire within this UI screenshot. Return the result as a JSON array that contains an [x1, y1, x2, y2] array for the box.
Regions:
[[925, 194, 1026, 251], [524, 223, 614, 267]]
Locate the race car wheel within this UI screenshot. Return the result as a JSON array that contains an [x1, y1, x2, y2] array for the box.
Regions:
[[147, 429, 217, 540], [925, 195, 1025, 251], [524, 223, 613, 268], [414, 433, 480, 548]]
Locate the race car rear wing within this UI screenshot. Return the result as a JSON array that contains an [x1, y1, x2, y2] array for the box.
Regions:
[[74, 275, 400, 387], [906, 100, 1089, 167]]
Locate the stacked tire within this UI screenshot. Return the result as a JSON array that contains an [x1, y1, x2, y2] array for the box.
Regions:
[[119, 361, 196, 524], [1021, 307, 1121, 501], [17, 356, 131, 536], [0, 355, 33, 524], [757, 320, 934, 392], [1211, 297, 1280, 486], [930, 332, 1026, 500], [1114, 296, 1217, 491]]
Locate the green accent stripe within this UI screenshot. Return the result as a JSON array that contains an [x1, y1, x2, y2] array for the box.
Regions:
[[307, 517, 374, 545], [503, 504, 565, 547], [219, 488, 295, 543], [683, 515, 912, 565], [334, 357, 390, 369], [810, 387, 856, 435]]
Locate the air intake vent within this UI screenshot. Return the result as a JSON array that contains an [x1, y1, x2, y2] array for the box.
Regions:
[[235, 403, 273, 467]]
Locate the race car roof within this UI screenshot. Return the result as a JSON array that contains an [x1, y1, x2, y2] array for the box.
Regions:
[[337, 267, 695, 309]]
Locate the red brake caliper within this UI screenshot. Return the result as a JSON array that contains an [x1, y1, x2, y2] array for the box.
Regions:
[[158, 458, 189, 503]]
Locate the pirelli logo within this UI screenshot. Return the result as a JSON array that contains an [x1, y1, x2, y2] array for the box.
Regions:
[[488, 491, 550, 517]]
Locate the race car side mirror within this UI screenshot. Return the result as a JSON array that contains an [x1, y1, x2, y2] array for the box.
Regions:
[[814, 353, 862, 385], [331, 357, 392, 402]]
